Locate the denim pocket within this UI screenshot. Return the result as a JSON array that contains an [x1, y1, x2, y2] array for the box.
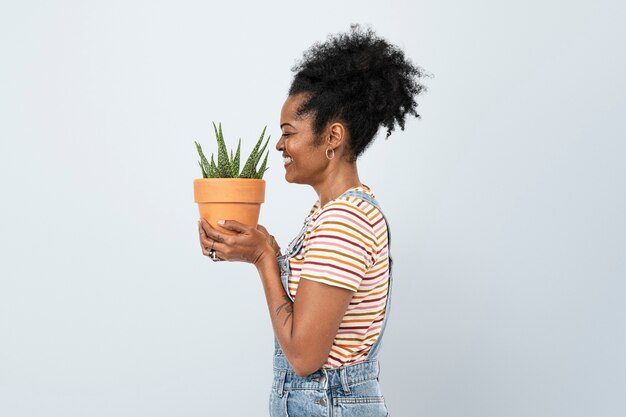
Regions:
[[332, 379, 388, 417], [269, 390, 289, 417], [335, 396, 386, 404], [333, 395, 388, 417]]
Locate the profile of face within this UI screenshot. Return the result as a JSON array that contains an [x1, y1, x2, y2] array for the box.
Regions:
[[276, 93, 330, 186]]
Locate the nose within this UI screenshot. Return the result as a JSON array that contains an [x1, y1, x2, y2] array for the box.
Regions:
[[275, 135, 284, 151]]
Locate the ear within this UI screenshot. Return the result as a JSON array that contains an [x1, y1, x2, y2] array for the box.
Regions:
[[326, 121, 348, 150]]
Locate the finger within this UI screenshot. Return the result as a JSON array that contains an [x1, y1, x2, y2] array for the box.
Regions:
[[201, 236, 210, 256], [205, 242, 228, 261], [199, 218, 210, 239], [199, 220, 217, 251], [256, 224, 269, 236], [217, 219, 248, 234], [200, 239, 225, 257], [200, 219, 227, 243], [199, 222, 208, 252], [199, 235, 214, 251], [202, 224, 230, 244]]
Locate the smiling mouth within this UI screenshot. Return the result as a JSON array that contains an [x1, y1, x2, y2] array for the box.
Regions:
[[283, 156, 293, 166]]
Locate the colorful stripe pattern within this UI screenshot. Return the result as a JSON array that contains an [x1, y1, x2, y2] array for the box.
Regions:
[[288, 185, 390, 369]]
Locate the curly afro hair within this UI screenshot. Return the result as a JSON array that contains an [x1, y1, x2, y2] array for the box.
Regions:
[[289, 24, 428, 161]]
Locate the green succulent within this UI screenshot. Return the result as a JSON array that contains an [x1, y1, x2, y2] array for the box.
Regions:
[[195, 122, 270, 179]]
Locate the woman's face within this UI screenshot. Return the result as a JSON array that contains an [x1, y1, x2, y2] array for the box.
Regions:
[[276, 93, 328, 186]]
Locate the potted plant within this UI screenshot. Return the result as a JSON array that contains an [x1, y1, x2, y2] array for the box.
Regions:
[[194, 122, 270, 234]]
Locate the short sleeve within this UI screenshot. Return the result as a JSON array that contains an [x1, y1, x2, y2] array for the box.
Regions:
[[299, 200, 377, 292]]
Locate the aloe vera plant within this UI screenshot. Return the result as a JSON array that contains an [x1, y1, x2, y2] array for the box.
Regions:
[[195, 122, 270, 179]]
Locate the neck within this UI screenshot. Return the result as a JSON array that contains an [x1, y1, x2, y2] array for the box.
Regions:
[[313, 162, 362, 206]]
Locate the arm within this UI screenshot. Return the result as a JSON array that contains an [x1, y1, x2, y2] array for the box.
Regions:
[[255, 254, 353, 376], [198, 219, 353, 377]]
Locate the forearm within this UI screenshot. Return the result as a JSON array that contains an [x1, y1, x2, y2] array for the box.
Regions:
[[255, 252, 319, 375], [255, 253, 296, 347]]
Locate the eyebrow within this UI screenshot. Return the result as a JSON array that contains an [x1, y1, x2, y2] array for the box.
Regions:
[[280, 123, 295, 129]]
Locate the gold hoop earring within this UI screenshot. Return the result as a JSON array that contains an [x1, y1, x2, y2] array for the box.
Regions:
[[325, 147, 335, 160]]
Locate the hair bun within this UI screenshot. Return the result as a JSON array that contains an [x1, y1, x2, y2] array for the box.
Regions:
[[289, 24, 429, 160]]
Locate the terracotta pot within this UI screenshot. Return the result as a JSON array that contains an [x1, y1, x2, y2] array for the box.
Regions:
[[194, 178, 266, 235]]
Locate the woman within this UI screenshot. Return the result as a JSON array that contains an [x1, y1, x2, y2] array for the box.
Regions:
[[198, 24, 425, 417]]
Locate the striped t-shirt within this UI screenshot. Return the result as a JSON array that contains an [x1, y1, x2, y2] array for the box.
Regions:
[[288, 185, 390, 369]]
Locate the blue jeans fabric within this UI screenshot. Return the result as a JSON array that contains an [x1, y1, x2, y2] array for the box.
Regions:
[[270, 190, 393, 417]]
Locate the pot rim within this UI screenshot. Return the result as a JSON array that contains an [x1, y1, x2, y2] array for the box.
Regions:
[[194, 178, 266, 203]]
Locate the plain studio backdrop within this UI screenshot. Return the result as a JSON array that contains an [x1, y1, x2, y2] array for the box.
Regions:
[[1, 1, 624, 416]]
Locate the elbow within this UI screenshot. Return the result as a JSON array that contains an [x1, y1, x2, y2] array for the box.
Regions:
[[293, 364, 318, 378], [290, 356, 325, 378], [282, 337, 330, 377]]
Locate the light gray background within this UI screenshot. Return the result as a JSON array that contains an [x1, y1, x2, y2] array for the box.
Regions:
[[1, 1, 624, 416]]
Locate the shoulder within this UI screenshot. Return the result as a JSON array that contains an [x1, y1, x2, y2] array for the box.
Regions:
[[309, 191, 385, 249], [314, 196, 376, 234], [319, 186, 385, 225]]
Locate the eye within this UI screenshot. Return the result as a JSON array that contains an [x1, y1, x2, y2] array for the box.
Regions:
[[281, 133, 292, 138]]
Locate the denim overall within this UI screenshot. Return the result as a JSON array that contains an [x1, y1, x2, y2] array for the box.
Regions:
[[270, 189, 394, 417]]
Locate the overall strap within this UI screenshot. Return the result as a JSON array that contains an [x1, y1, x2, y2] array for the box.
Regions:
[[341, 190, 393, 360], [275, 188, 394, 359], [276, 216, 312, 303]]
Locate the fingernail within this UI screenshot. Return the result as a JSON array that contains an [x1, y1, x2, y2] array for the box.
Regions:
[[217, 220, 225, 225]]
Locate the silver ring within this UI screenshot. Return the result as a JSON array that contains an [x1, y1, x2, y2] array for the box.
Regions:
[[209, 249, 220, 262]]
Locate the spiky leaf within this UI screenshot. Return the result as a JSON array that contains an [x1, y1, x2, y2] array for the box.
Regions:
[[195, 123, 270, 179], [240, 126, 267, 178], [198, 161, 208, 178], [209, 154, 218, 178], [213, 122, 232, 178], [255, 151, 269, 179], [250, 135, 270, 178], [195, 141, 211, 178], [255, 135, 270, 169]]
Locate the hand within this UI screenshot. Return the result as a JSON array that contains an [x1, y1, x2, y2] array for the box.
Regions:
[[257, 224, 281, 257], [198, 218, 274, 265]]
